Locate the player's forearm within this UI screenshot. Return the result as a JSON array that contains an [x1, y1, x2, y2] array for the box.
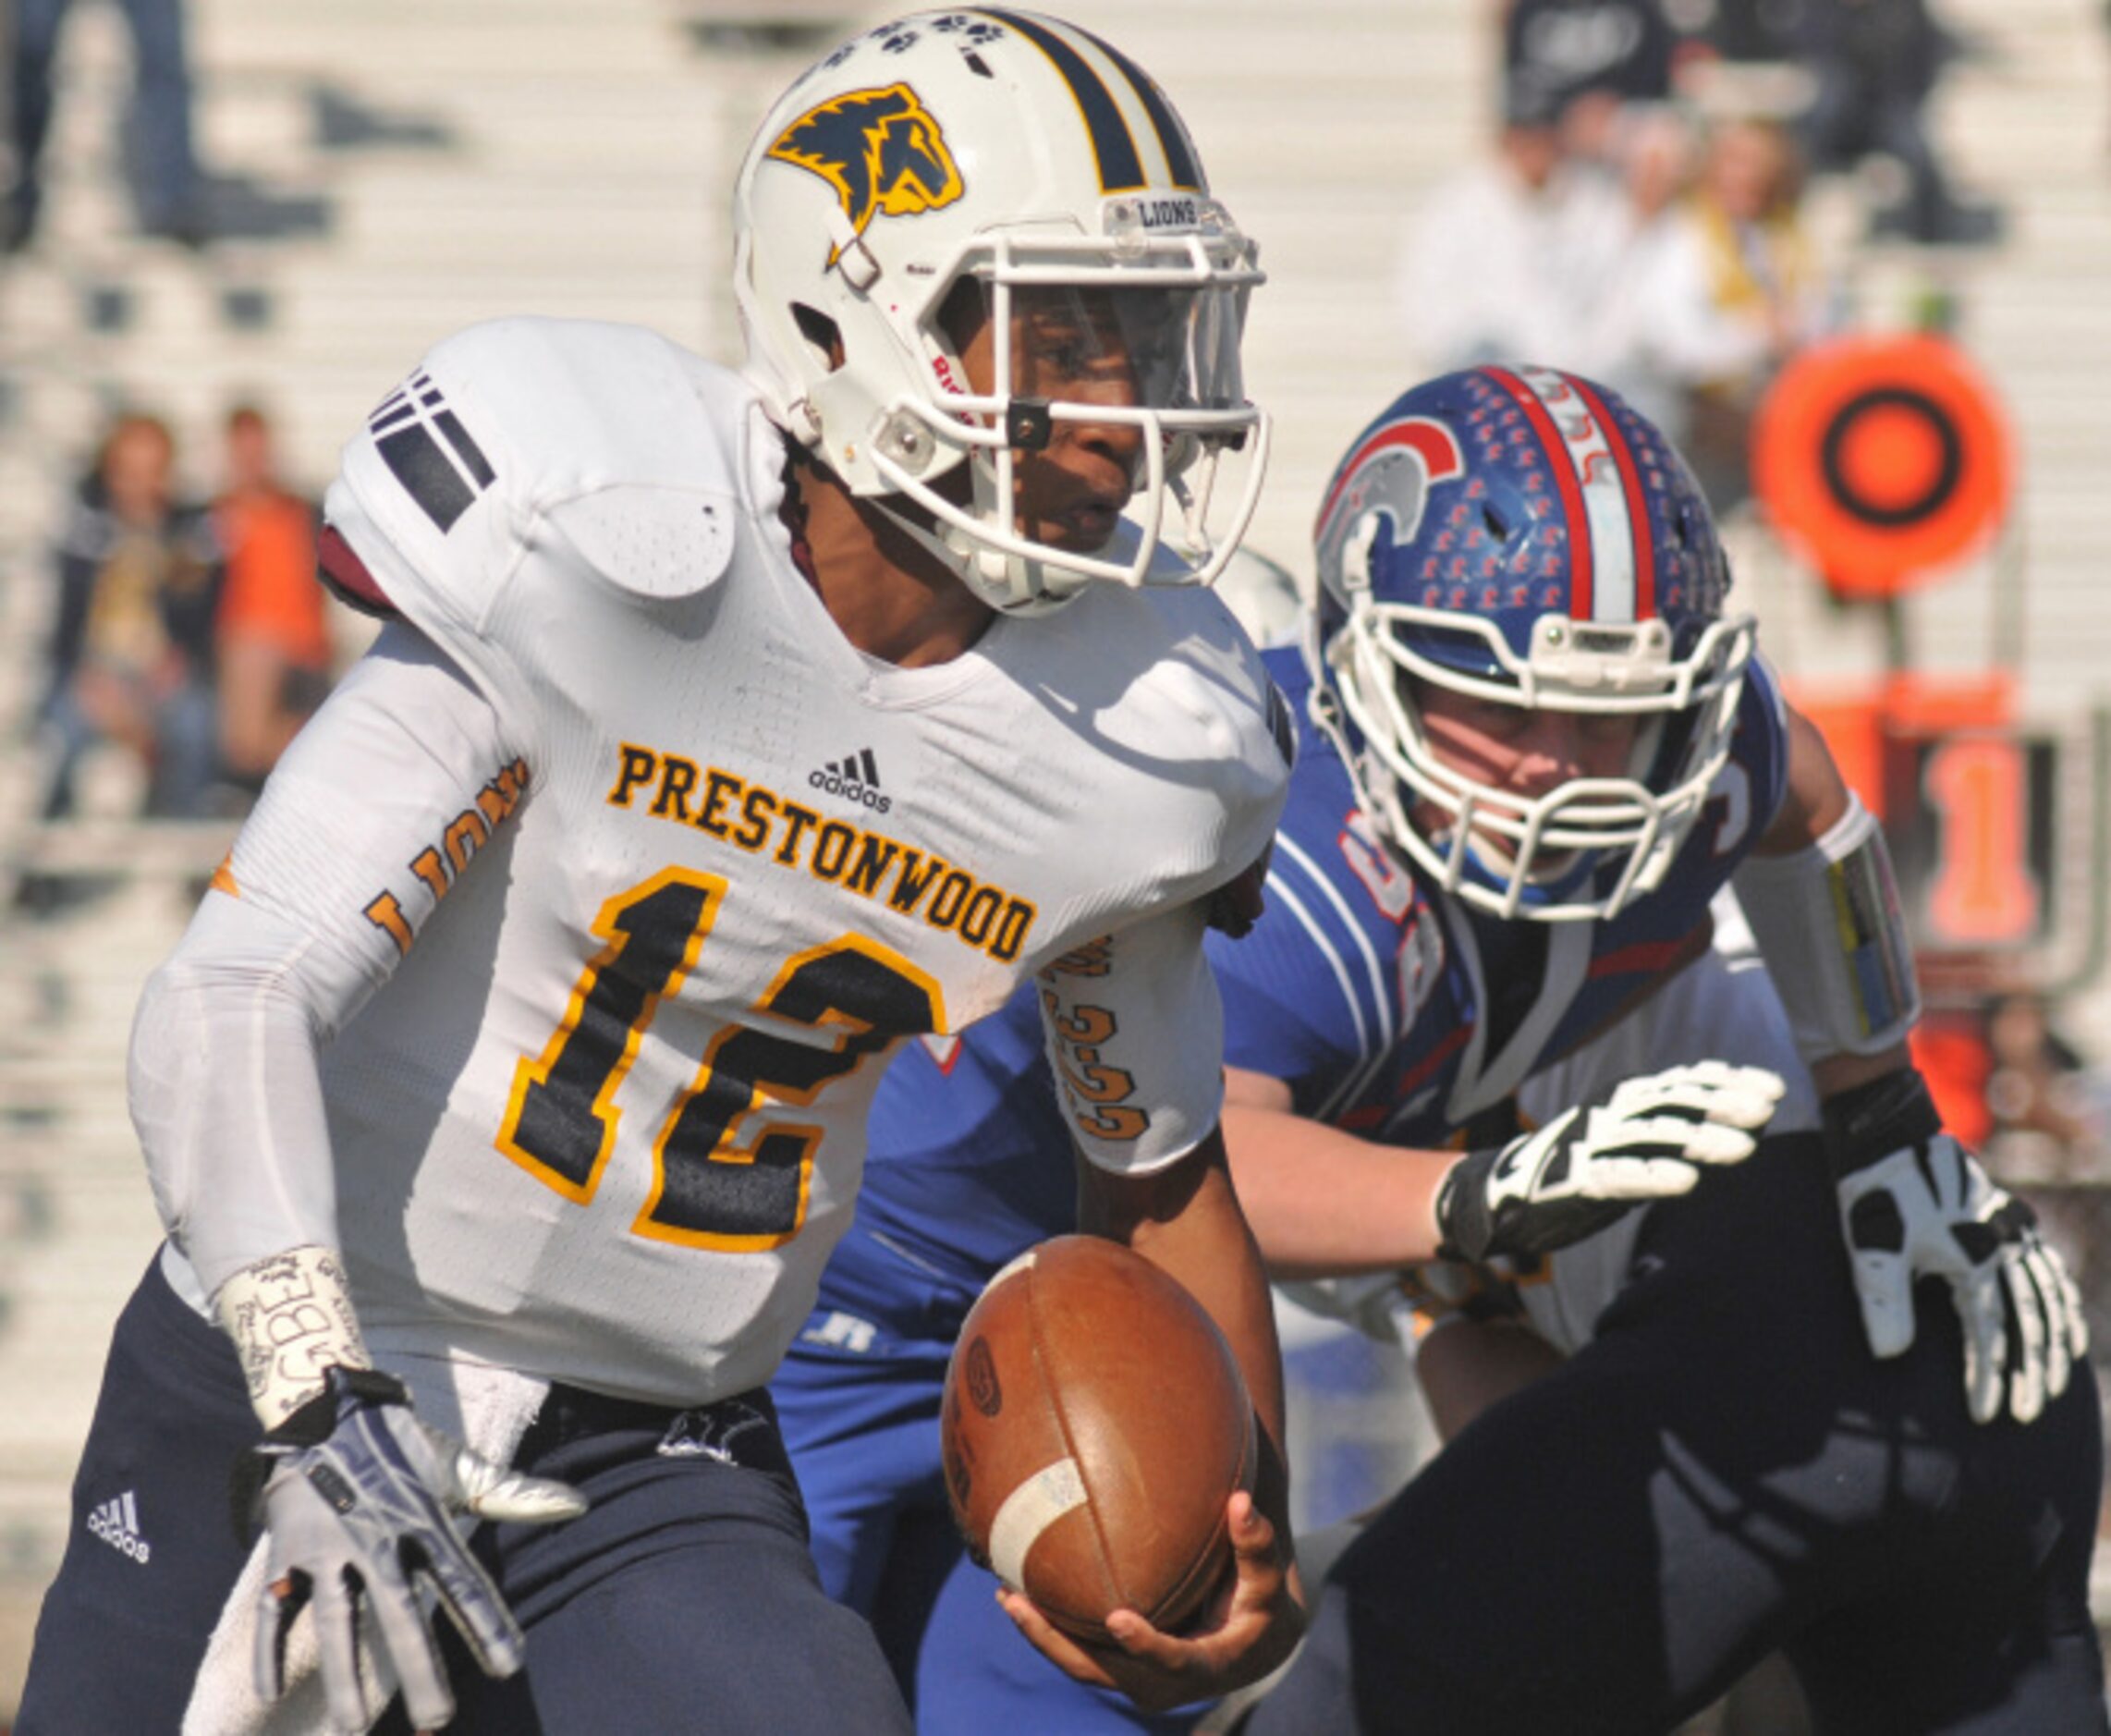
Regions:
[[1080, 1133, 1291, 1533], [1220, 1099, 1449, 1279], [132, 910, 379, 1427], [137, 626, 524, 1417], [132, 905, 346, 1299], [1809, 1043, 1914, 1100]]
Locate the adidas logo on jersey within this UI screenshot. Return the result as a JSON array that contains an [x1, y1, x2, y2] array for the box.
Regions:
[[809, 747, 891, 813], [87, 1491, 151, 1563]]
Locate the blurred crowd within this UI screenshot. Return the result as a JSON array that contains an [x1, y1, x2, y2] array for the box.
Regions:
[[6, 0, 214, 251], [1400, 0, 1998, 508], [1397, 3, 2111, 1179], [29, 404, 336, 824]]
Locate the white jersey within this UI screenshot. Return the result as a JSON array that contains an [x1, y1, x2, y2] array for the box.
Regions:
[[139, 317, 1289, 1406]]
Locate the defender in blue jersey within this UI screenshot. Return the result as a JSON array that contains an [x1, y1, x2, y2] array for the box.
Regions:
[[775, 366, 2101, 1733]]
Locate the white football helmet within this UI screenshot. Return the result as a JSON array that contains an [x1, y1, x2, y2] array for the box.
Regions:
[[734, 8, 1268, 617]]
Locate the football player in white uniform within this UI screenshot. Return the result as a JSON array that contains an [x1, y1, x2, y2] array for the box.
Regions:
[[18, 12, 1332, 1732]]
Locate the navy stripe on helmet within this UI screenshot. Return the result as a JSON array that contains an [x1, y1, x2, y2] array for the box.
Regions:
[[979, 9, 1146, 191], [1079, 29, 1201, 189]]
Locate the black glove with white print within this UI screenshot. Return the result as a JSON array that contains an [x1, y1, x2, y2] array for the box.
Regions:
[[1436, 1060, 1786, 1264], [1825, 1068, 2088, 1425]]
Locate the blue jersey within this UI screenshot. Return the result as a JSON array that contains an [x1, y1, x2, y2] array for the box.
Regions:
[[808, 645, 1791, 1343], [1219, 652, 1791, 1145], [812, 1015, 1076, 1346]]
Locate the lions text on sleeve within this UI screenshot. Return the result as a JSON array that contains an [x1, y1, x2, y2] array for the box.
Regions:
[[172, 318, 1287, 1406]]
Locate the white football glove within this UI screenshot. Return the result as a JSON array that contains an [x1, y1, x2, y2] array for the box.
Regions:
[[1435, 1060, 1786, 1263], [238, 1365, 585, 1732], [1825, 1070, 2089, 1425]]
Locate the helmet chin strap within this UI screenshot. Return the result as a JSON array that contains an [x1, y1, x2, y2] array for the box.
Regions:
[[863, 491, 1077, 618], [1428, 806, 1602, 907]]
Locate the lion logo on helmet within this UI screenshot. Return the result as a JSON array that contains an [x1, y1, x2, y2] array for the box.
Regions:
[[768, 83, 963, 259]]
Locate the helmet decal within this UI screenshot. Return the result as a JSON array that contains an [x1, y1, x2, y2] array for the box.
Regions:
[[1482, 365, 1653, 622], [1080, 30, 1201, 189], [1314, 417, 1466, 602], [981, 9, 1201, 191], [766, 84, 964, 259]]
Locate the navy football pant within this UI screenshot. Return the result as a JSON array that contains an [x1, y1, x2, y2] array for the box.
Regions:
[[1241, 1134, 2108, 1735], [18, 1251, 914, 1734]]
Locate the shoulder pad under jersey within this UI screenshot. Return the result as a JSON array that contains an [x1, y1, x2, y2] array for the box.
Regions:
[[323, 317, 765, 633], [1112, 579, 1297, 918]]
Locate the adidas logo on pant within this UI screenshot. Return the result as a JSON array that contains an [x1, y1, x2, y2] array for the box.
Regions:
[[87, 1491, 151, 1563], [809, 747, 891, 813]]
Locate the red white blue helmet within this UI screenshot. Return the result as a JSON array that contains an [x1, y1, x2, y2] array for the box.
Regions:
[[1307, 364, 1756, 922]]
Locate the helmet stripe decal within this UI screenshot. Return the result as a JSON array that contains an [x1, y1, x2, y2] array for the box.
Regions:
[[1568, 374, 1657, 621], [1514, 366, 1641, 623], [1486, 366, 1595, 619], [977, 10, 1147, 192], [1312, 419, 1465, 540], [1078, 29, 1202, 189]]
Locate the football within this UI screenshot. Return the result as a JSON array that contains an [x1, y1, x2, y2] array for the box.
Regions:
[[940, 1234, 1256, 1644]]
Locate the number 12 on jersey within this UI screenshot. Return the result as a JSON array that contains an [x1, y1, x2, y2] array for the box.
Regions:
[[497, 867, 940, 1251]]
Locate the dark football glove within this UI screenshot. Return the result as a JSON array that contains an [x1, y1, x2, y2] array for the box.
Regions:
[[238, 1364, 585, 1732], [1824, 1069, 2088, 1425], [1436, 1061, 1785, 1264]]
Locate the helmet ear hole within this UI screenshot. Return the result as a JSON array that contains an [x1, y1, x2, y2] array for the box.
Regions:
[[934, 276, 986, 357], [790, 303, 844, 372]]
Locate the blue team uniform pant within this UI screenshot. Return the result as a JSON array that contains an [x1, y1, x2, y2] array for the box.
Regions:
[[1240, 1133, 2108, 1735], [18, 1251, 913, 1734], [775, 1324, 1211, 1734]]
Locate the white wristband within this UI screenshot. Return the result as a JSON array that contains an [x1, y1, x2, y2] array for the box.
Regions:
[[214, 1244, 372, 1427], [1733, 792, 1922, 1064]]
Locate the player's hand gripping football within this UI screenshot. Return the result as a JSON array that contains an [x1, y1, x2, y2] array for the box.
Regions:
[[238, 1364, 585, 1732], [1435, 1060, 1787, 1263], [1824, 1069, 2088, 1425], [995, 1486, 1302, 1714]]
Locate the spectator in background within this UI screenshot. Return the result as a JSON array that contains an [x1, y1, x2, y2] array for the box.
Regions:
[[1503, 0, 1680, 178], [1596, 114, 1831, 506], [1611, 98, 1696, 225], [1986, 991, 2106, 1160], [6, 0, 211, 250], [1397, 83, 1633, 375], [212, 405, 330, 793], [1790, 0, 1999, 245], [1505, 0, 1678, 117], [36, 412, 222, 819]]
